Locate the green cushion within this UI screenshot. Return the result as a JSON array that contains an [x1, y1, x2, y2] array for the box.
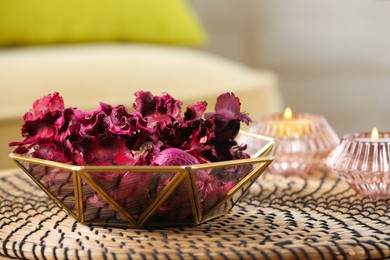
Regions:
[[0, 0, 206, 46]]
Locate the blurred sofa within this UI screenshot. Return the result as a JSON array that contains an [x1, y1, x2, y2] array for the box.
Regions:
[[0, 1, 282, 169]]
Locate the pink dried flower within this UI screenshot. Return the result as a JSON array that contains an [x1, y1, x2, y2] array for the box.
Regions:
[[10, 91, 253, 220]]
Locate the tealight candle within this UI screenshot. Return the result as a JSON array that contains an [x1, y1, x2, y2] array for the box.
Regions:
[[354, 127, 390, 142], [327, 127, 390, 198], [267, 107, 311, 138], [249, 107, 339, 177]]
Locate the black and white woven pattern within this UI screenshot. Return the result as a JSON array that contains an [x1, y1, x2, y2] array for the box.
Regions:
[[1, 168, 390, 259]]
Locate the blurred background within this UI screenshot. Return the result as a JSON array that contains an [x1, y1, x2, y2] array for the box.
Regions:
[[191, 0, 390, 135], [2, 0, 390, 169]]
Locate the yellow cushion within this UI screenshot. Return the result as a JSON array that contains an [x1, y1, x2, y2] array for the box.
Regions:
[[0, 0, 206, 46]]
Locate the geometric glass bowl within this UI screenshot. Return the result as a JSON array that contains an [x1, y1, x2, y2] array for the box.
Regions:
[[248, 112, 339, 177], [9, 131, 276, 228], [326, 131, 390, 199]]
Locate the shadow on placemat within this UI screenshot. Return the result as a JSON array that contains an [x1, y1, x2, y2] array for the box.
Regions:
[[1, 168, 390, 259]]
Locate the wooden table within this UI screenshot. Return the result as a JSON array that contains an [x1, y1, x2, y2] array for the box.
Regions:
[[1, 167, 390, 259]]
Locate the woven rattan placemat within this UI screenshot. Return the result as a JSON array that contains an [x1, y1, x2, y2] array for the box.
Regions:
[[1, 168, 390, 259]]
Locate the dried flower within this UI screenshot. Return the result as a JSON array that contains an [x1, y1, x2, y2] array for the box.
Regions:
[[10, 91, 252, 217]]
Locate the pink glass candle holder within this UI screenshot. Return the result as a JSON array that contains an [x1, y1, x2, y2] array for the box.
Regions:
[[327, 128, 390, 198], [249, 108, 339, 177]]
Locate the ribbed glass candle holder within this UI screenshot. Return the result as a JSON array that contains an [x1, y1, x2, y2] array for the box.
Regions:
[[249, 112, 339, 177], [327, 132, 390, 198]]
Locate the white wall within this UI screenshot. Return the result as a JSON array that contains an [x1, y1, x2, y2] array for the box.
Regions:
[[191, 0, 390, 135]]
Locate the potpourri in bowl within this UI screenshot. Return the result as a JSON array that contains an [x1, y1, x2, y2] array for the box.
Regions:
[[9, 91, 276, 228]]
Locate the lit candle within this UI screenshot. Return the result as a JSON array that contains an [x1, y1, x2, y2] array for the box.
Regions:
[[267, 107, 311, 138], [355, 127, 390, 142], [249, 107, 339, 177], [327, 128, 390, 198]]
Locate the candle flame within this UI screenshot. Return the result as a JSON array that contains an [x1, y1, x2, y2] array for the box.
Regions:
[[371, 127, 379, 141], [283, 107, 293, 120]]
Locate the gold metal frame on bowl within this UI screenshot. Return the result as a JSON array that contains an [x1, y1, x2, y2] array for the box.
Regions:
[[9, 130, 277, 228]]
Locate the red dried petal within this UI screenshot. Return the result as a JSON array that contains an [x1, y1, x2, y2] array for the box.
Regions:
[[184, 101, 207, 121]]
